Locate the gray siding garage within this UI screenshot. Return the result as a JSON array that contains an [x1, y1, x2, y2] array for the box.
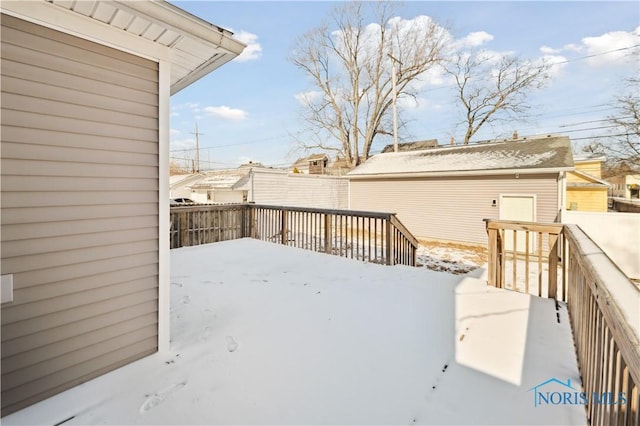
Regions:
[[350, 174, 560, 245], [348, 136, 574, 245]]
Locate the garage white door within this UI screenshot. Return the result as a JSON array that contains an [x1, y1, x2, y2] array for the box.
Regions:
[[500, 194, 536, 252]]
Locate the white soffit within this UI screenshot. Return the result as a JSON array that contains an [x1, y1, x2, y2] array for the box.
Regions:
[[44, 0, 246, 94]]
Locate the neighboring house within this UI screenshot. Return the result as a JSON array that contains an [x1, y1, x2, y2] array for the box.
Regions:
[[608, 174, 640, 199], [171, 163, 269, 204], [380, 139, 439, 153], [169, 173, 205, 199], [566, 155, 610, 212], [234, 168, 348, 209], [348, 135, 574, 245], [292, 153, 329, 175], [0, 1, 244, 416], [188, 170, 248, 203]]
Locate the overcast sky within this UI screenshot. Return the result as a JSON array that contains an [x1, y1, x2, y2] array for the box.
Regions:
[[169, 1, 639, 170]]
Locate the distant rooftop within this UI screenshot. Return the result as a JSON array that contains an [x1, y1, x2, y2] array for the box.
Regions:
[[349, 135, 574, 178], [381, 139, 439, 153]]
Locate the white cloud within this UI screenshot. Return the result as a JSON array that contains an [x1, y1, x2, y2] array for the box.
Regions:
[[170, 128, 181, 137], [563, 43, 583, 53], [233, 31, 262, 62], [456, 31, 494, 48], [540, 45, 560, 55], [294, 90, 322, 105], [540, 43, 583, 55], [203, 105, 248, 121], [582, 27, 640, 65], [538, 54, 568, 78]]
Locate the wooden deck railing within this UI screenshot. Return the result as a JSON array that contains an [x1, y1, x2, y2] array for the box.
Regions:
[[170, 203, 418, 266], [170, 204, 248, 249], [485, 219, 639, 425], [484, 219, 565, 300], [564, 224, 639, 426]]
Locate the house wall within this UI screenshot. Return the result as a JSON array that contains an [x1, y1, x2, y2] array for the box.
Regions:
[[213, 190, 245, 204], [169, 174, 204, 199], [349, 173, 559, 245], [566, 187, 608, 212], [250, 171, 348, 209], [609, 175, 640, 199], [573, 160, 602, 178], [0, 15, 159, 415]]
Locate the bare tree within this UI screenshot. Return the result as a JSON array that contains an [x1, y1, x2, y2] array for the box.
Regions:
[[600, 76, 640, 168], [290, 2, 447, 166], [445, 51, 551, 144]]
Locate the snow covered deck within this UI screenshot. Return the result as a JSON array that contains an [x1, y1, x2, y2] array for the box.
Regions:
[[5, 239, 586, 425]]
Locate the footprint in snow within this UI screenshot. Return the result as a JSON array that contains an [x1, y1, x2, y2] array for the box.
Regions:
[[139, 381, 187, 413], [200, 326, 213, 341], [425, 361, 450, 400], [226, 336, 238, 352]]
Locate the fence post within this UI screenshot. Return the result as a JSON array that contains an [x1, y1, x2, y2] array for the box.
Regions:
[[249, 205, 256, 238], [240, 206, 246, 238], [179, 211, 188, 247], [385, 218, 392, 265], [548, 232, 559, 300], [281, 208, 288, 245], [324, 214, 332, 254], [486, 222, 497, 287]]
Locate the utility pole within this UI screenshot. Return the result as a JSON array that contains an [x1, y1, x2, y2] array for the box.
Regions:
[[190, 122, 204, 172], [388, 53, 401, 153]]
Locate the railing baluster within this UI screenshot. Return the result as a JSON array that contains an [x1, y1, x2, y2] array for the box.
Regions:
[[512, 230, 517, 290], [525, 230, 530, 294], [537, 232, 543, 297]]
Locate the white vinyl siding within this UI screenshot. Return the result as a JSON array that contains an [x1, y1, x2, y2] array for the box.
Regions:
[[0, 14, 159, 415], [349, 174, 559, 245], [250, 172, 348, 209]]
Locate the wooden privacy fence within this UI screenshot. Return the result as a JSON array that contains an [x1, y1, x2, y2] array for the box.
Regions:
[[170, 203, 418, 266], [485, 219, 639, 425], [170, 204, 248, 249]]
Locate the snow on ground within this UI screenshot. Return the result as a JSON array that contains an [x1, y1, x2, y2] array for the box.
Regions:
[[416, 240, 487, 275], [4, 239, 586, 425]]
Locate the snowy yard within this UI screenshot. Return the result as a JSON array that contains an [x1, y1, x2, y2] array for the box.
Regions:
[[5, 239, 586, 425], [416, 240, 487, 275]]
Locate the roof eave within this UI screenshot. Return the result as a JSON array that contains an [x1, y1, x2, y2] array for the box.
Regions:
[[112, 1, 246, 94], [170, 52, 235, 95], [348, 167, 574, 180]]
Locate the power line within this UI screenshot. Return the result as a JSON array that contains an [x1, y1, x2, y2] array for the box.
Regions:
[[170, 132, 302, 153]]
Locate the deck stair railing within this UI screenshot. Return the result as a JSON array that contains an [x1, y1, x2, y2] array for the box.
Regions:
[[170, 203, 418, 266], [485, 219, 639, 425]]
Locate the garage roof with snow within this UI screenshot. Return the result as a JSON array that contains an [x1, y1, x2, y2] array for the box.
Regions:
[[349, 135, 574, 178]]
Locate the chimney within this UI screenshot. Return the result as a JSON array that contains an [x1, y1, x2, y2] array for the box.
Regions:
[[513, 131, 519, 140], [450, 136, 455, 146]]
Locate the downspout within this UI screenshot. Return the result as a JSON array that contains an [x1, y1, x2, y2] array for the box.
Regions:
[[558, 171, 566, 222]]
